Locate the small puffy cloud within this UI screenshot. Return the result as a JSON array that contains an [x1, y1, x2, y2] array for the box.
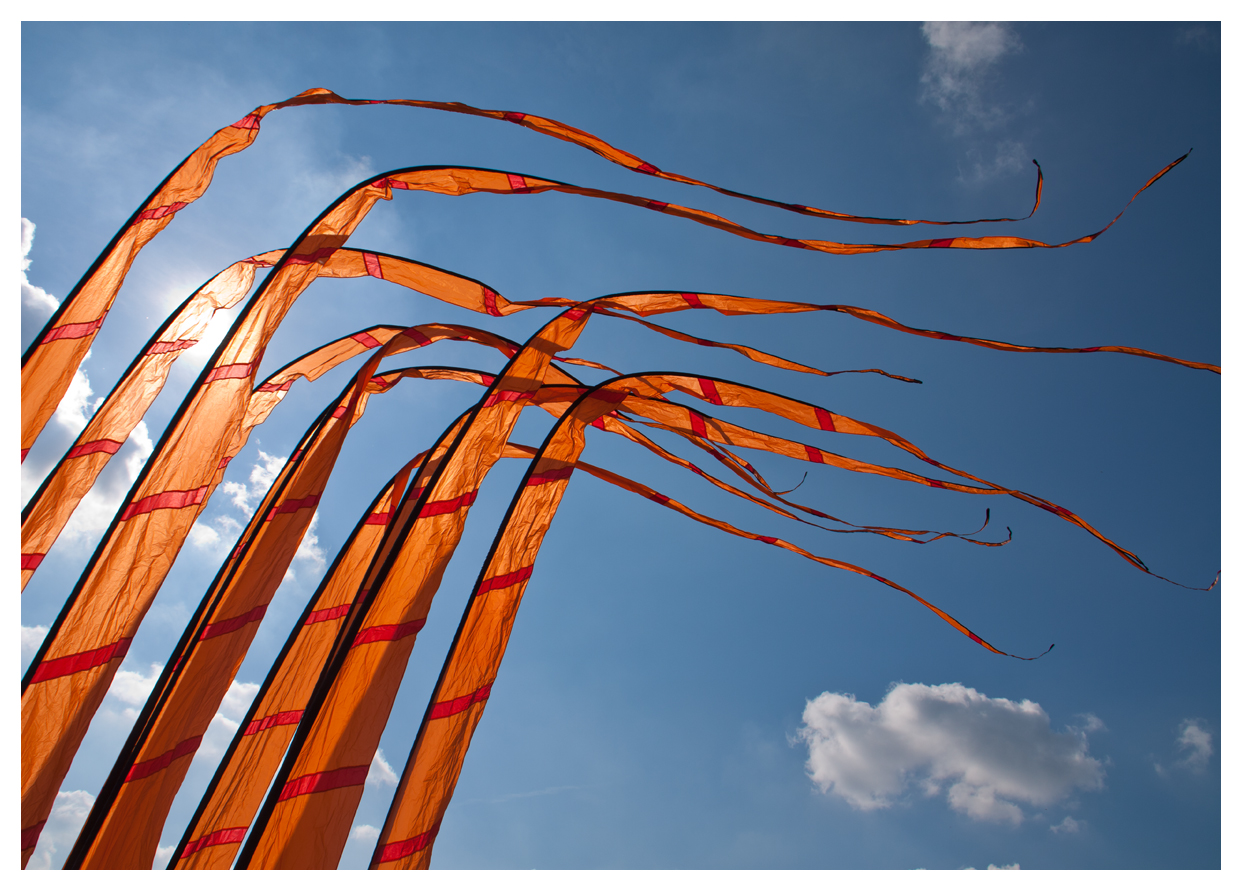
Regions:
[[284, 511, 326, 583], [153, 845, 175, 869], [22, 625, 49, 669], [222, 450, 287, 513], [22, 217, 60, 317], [1051, 815, 1081, 834], [189, 521, 221, 549], [199, 679, 261, 758], [961, 862, 1021, 870], [106, 661, 164, 721], [53, 366, 98, 435], [921, 22, 1020, 125], [123, 420, 154, 482], [1175, 720, 1213, 770], [798, 682, 1105, 825], [351, 824, 380, 842], [367, 747, 399, 788], [26, 789, 95, 869]]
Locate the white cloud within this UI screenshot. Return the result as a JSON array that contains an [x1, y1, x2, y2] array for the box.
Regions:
[[1175, 720, 1213, 770], [106, 661, 164, 721], [1051, 815, 1081, 834], [53, 366, 97, 435], [921, 22, 1020, 128], [222, 450, 287, 513], [189, 521, 221, 549], [284, 511, 326, 583], [123, 420, 154, 482], [153, 844, 175, 870], [367, 747, 399, 788], [797, 682, 1105, 825], [199, 679, 261, 758], [22, 217, 60, 317], [26, 789, 95, 869], [351, 824, 380, 842], [22, 625, 49, 668]]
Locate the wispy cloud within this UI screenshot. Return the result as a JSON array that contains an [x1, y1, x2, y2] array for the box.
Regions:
[[1051, 815, 1081, 834], [367, 747, 399, 788], [25, 789, 95, 869], [222, 450, 286, 513], [22, 217, 59, 317], [920, 23, 1029, 184], [22, 625, 49, 672], [797, 682, 1104, 825], [1176, 720, 1213, 769]]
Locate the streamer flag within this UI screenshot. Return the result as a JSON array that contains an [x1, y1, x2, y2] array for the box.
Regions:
[[19, 90, 1216, 869]]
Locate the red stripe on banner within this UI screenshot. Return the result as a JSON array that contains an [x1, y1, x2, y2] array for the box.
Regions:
[[779, 238, 806, 248], [256, 380, 294, 393], [928, 479, 946, 489], [332, 405, 349, 419], [649, 492, 671, 505], [968, 632, 983, 644], [205, 362, 256, 383], [147, 338, 198, 355], [266, 494, 321, 520], [21, 553, 44, 571], [306, 603, 352, 626], [218, 456, 232, 469], [483, 388, 537, 408], [402, 327, 433, 346], [526, 465, 574, 487], [244, 255, 276, 267], [365, 511, 390, 525], [636, 162, 660, 174], [125, 735, 203, 782], [21, 822, 46, 852], [244, 709, 304, 737], [179, 826, 249, 859], [589, 417, 607, 430], [67, 439, 123, 459], [21, 447, 30, 461], [428, 682, 493, 720], [929, 238, 955, 249], [374, 820, 442, 865], [681, 292, 705, 308], [564, 308, 588, 321], [418, 490, 478, 518], [42, 314, 106, 344], [362, 252, 384, 279], [805, 445, 825, 464], [814, 408, 836, 432], [690, 412, 707, 438], [137, 201, 188, 221], [231, 114, 262, 130], [287, 245, 340, 265], [756, 535, 778, 545], [120, 486, 209, 521], [503, 111, 526, 122], [277, 764, 371, 802], [699, 379, 723, 405], [593, 387, 627, 405], [482, 287, 502, 316], [477, 565, 534, 597], [200, 605, 267, 642], [352, 331, 383, 348], [506, 173, 529, 192], [647, 199, 669, 211], [351, 618, 427, 648]]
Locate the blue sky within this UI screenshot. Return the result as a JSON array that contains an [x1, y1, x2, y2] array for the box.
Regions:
[[20, 22, 1220, 870]]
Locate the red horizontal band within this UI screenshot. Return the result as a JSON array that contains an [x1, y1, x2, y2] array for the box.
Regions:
[[205, 361, 256, 383], [681, 292, 704, 308], [428, 682, 493, 720], [365, 511, 390, 525], [690, 412, 708, 438], [419, 489, 478, 518], [526, 465, 573, 487], [21, 447, 29, 461], [287, 245, 340, 265], [698, 378, 723, 405], [373, 820, 442, 865], [266, 493, 320, 521], [402, 327, 433, 346], [244, 709, 303, 737], [199, 604, 267, 642], [231, 114, 262, 130], [137, 201, 188, 221], [351, 618, 426, 649], [256, 380, 294, 393], [21, 553, 44, 571], [649, 492, 671, 505], [218, 456, 232, 469], [564, 308, 588, 321], [125, 735, 202, 782], [647, 199, 668, 211], [482, 287, 503, 316], [756, 535, 778, 545], [21, 821, 46, 852], [929, 238, 954, 248], [29, 637, 131, 684], [503, 111, 526, 122], [179, 826, 248, 859], [42, 314, 106, 344], [483, 388, 537, 408], [814, 408, 836, 432], [477, 565, 533, 598], [636, 162, 660, 174], [352, 330, 382, 348], [277, 764, 370, 802], [121, 485, 209, 521], [147, 338, 198, 355], [363, 252, 384, 279], [306, 602, 352, 625], [506, 173, 529, 192], [67, 438, 123, 459], [805, 445, 825, 464]]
